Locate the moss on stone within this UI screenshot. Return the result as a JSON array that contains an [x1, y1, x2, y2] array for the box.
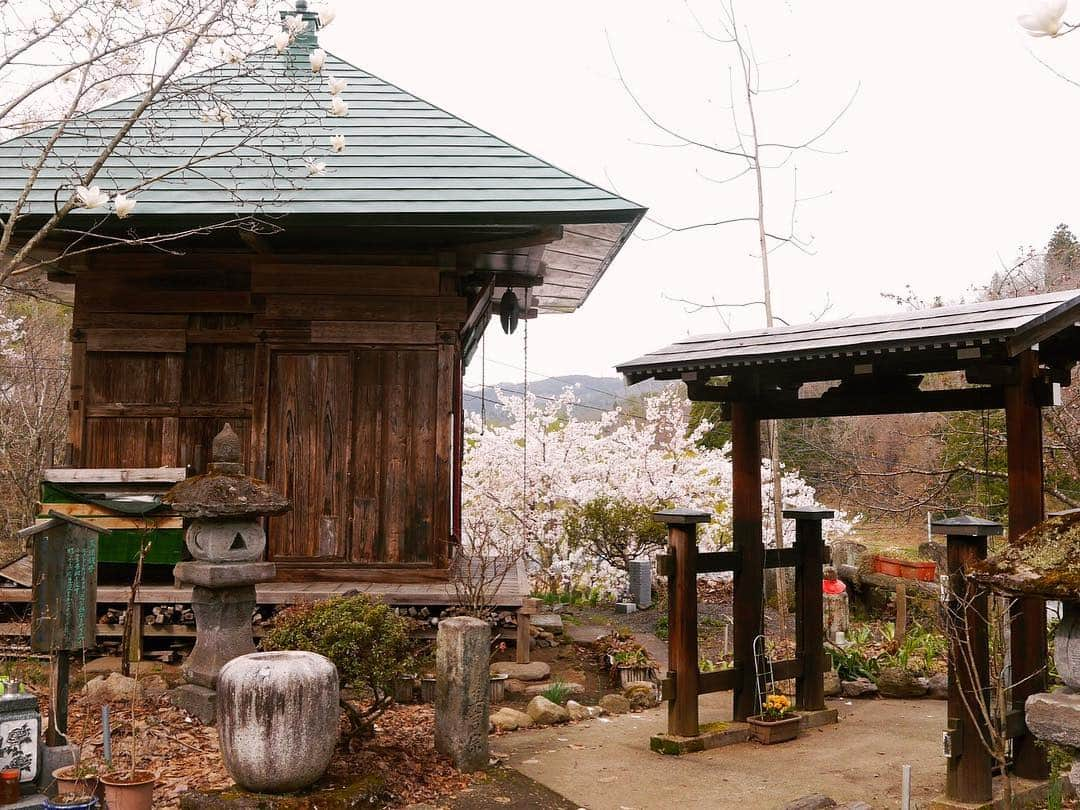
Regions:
[[179, 774, 390, 809], [973, 512, 1080, 599]]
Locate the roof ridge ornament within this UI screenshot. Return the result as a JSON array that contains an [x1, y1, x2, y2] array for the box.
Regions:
[[279, 0, 321, 49]]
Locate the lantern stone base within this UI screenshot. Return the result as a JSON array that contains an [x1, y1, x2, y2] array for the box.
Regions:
[[171, 683, 218, 724], [182, 583, 264, 689]]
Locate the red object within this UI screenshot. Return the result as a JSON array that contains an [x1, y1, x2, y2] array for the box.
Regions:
[[873, 555, 903, 577], [823, 578, 846, 594], [900, 560, 937, 582], [0, 769, 20, 804]]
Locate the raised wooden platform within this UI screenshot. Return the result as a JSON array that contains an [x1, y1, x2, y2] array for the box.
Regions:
[[0, 560, 528, 608]]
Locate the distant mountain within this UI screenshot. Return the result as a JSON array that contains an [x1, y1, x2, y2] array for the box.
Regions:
[[464, 374, 671, 423]]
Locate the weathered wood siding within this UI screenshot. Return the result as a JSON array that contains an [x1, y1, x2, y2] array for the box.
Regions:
[[69, 254, 465, 577]]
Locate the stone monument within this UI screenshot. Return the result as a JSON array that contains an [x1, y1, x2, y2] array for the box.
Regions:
[[166, 424, 289, 723], [434, 616, 489, 771], [822, 565, 850, 644]]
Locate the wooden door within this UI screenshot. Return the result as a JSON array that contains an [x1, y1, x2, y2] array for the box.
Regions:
[[351, 348, 439, 565], [266, 352, 353, 561]]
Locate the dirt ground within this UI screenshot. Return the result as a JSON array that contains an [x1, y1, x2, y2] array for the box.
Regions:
[[493, 693, 948, 810]]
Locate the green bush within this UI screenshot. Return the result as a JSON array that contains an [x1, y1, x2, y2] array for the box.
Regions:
[[263, 594, 416, 735], [563, 496, 668, 572]]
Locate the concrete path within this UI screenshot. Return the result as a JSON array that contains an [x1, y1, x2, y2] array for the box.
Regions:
[[493, 695, 946, 810]]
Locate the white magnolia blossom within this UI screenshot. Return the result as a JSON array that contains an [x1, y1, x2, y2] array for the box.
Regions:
[[1018, 0, 1068, 36], [284, 14, 307, 35], [200, 104, 235, 125], [305, 159, 327, 176], [113, 194, 137, 218], [330, 134, 346, 153], [329, 96, 348, 116], [318, 5, 337, 27], [326, 76, 347, 95], [309, 48, 326, 73], [273, 30, 290, 53], [462, 386, 853, 599], [75, 185, 109, 209]]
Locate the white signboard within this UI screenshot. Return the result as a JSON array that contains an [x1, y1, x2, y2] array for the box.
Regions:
[[0, 717, 38, 782]]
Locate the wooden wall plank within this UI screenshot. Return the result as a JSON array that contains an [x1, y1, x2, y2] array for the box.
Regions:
[[86, 329, 186, 353], [68, 340, 86, 466], [264, 295, 466, 323], [351, 350, 383, 564], [434, 341, 454, 567], [252, 265, 439, 295], [266, 353, 352, 561], [310, 321, 437, 345]]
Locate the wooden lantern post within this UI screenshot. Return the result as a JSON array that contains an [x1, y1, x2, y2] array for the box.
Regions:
[[22, 511, 109, 746], [784, 507, 832, 713], [932, 515, 1001, 805], [654, 508, 710, 738]]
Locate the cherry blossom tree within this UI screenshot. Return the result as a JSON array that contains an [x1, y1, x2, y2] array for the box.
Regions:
[[462, 385, 852, 598], [0, 0, 341, 288]]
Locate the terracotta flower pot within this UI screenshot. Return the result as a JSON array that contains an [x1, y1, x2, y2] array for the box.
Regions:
[[99, 770, 156, 810], [747, 714, 800, 745], [52, 765, 104, 800], [899, 560, 936, 582], [873, 555, 903, 577]]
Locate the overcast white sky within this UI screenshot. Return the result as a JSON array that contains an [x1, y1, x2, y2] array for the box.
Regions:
[[319, 1, 1080, 384]]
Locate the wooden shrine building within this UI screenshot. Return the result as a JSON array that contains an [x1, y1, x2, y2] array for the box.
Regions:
[[619, 289, 1080, 785], [0, 3, 643, 592]]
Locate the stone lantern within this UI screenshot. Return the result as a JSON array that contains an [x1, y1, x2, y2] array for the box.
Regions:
[[166, 424, 289, 723], [971, 510, 1080, 790]]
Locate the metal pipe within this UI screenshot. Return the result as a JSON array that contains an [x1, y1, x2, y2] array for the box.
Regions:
[[902, 764, 911, 810]]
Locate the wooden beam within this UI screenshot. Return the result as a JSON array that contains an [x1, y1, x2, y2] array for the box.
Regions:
[[730, 401, 763, 722], [657, 550, 739, 576], [753, 386, 1006, 420], [1004, 349, 1049, 780]]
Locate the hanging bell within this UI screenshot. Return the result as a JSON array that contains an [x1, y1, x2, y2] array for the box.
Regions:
[[499, 289, 520, 334]]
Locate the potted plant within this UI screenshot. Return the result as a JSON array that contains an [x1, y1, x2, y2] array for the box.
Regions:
[[52, 762, 104, 800], [747, 694, 800, 745], [611, 648, 656, 687], [98, 672, 156, 810]]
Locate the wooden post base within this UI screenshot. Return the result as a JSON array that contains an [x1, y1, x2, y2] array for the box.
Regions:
[[928, 776, 1049, 810]]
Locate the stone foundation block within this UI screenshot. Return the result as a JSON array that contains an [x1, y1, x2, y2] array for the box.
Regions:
[[170, 683, 218, 724], [650, 720, 749, 755]]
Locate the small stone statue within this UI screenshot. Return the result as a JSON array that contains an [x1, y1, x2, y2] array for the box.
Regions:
[[165, 424, 289, 723]]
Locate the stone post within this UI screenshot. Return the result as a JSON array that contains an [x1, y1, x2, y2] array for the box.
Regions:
[[434, 616, 490, 771]]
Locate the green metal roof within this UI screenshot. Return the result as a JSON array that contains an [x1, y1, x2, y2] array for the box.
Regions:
[[0, 48, 644, 222], [0, 30, 643, 313]]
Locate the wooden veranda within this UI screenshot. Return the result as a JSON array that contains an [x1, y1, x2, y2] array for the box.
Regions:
[[619, 289, 1080, 788]]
